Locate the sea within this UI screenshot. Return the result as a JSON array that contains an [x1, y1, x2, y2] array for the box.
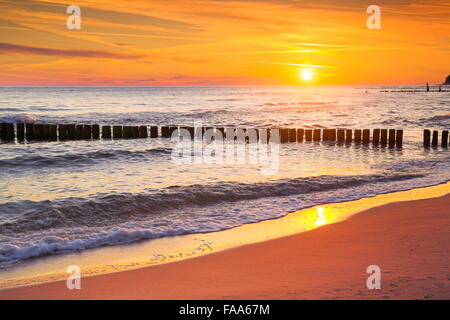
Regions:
[[0, 85, 449, 268]]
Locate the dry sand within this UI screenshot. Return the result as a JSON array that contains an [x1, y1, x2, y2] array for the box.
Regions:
[[1, 194, 449, 300]]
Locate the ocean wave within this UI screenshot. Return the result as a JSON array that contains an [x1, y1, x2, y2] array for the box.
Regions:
[[0, 108, 23, 112], [262, 102, 328, 106], [0, 172, 441, 267], [0, 147, 173, 169], [0, 173, 424, 235], [420, 114, 450, 126], [261, 103, 337, 113], [0, 114, 37, 123], [0, 227, 181, 268]]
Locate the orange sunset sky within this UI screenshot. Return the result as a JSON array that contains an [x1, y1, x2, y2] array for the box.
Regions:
[[0, 0, 449, 86]]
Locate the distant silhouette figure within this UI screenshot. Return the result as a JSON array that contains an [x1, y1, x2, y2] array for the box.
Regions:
[[439, 85, 442, 92], [426, 82, 430, 92]]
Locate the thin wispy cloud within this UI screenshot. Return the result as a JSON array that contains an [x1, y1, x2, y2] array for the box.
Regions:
[[231, 49, 318, 54], [292, 43, 400, 51], [293, 43, 364, 48], [262, 62, 334, 69], [0, 42, 143, 59]]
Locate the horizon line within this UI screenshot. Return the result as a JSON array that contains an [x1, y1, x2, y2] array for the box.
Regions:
[[0, 83, 446, 87]]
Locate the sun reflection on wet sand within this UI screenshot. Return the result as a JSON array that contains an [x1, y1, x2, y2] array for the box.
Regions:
[[316, 206, 327, 226]]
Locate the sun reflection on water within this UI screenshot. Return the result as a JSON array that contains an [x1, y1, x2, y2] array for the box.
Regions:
[[316, 206, 327, 226]]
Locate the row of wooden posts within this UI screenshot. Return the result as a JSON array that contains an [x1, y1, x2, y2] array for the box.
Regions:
[[279, 128, 404, 147], [0, 123, 409, 147], [0, 124, 447, 148], [423, 129, 449, 148], [380, 90, 450, 93]]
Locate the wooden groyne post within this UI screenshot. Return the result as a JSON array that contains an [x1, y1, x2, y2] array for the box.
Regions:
[[380, 129, 388, 146], [297, 129, 304, 142], [305, 129, 312, 142], [395, 130, 403, 148], [131, 126, 139, 139], [49, 125, 57, 141], [330, 129, 336, 141], [289, 128, 297, 142], [442, 130, 449, 148], [372, 129, 379, 145], [113, 126, 123, 139], [345, 129, 352, 143], [337, 129, 345, 143], [122, 126, 132, 139], [424, 129, 448, 148], [82, 125, 92, 140], [16, 123, 25, 141], [102, 125, 112, 139], [313, 129, 321, 142], [75, 125, 83, 140], [280, 128, 289, 143], [34, 124, 43, 140], [58, 124, 67, 140], [0, 123, 14, 141], [322, 129, 329, 141], [25, 123, 34, 140], [388, 129, 396, 148], [161, 126, 170, 138], [139, 126, 148, 138], [362, 129, 370, 144], [92, 124, 100, 139], [354, 129, 362, 143], [431, 130, 438, 147], [67, 124, 75, 140], [424, 129, 431, 147], [150, 126, 158, 138]]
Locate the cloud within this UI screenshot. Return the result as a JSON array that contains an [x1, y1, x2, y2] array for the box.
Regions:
[[4, 0, 201, 33], [0, 42, 143, 59], [262, 62, 334, 68]]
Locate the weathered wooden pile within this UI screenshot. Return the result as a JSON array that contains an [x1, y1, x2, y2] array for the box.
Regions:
[[0, 123, 415, 148]]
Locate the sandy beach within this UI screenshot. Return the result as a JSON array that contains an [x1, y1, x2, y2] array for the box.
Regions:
[[1, 192, 449, 300]]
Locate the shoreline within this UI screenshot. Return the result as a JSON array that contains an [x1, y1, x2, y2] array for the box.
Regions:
[[1, 183, 449, 299], [1, 182, 449, 290]]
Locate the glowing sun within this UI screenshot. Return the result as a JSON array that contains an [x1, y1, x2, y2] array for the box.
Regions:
[[300, 68, 313, 81]]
